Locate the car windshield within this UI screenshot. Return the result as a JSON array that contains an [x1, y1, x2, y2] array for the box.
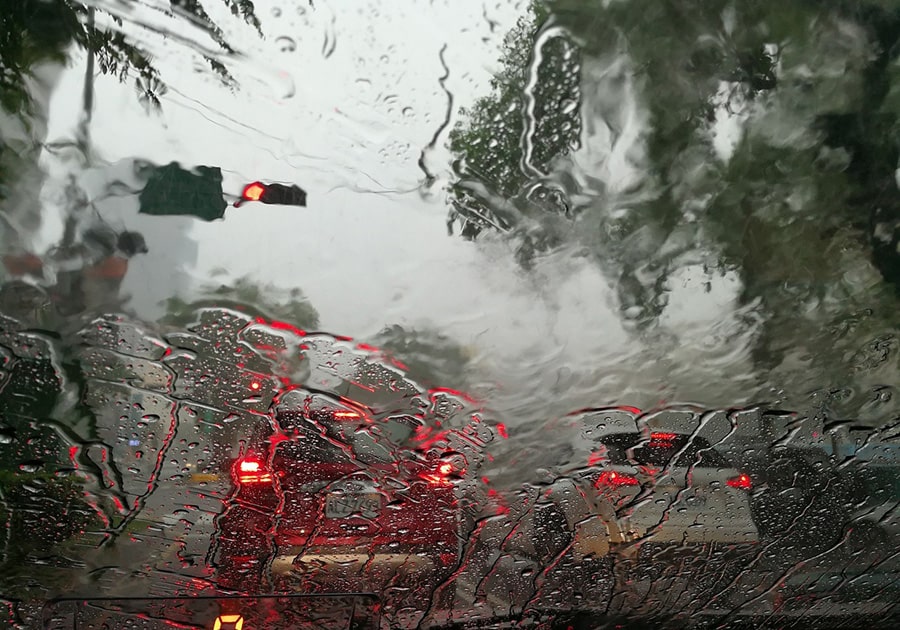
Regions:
[[3, 1, 900, 628]]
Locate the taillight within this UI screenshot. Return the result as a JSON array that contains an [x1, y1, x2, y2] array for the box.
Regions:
[[421, 461, 460, 486], [649, 432, 677, 448], [233, 457, 273, 484], [726, 473, 753, 490], [594, 470, 640, 488]]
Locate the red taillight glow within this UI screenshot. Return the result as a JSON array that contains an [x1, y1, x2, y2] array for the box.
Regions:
[[727, 473, 753, 490], [595, 470, 640, 488], [650, 432, 677, 441], [234, 457, 273, 484], [249, 380, 261, 391], [421, 461, 460, 486], [333, 410, 361, 419]]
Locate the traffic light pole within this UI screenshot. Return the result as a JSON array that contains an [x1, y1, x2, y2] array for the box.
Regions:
[[61, 7, 95, 251]]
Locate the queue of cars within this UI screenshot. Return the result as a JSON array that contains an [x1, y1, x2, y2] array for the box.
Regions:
[[210, 392, 768, 619], [78, 306, 894, 624], [524, 406, 759, 555]]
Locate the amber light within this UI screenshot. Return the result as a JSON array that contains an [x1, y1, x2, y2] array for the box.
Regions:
[[213, 614, 244, 630]]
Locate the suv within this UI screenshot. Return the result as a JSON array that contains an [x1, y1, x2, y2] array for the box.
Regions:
[[517, 407, 758, 563], [212, 367, 493, 616]]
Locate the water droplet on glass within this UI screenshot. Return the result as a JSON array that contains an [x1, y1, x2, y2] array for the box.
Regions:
[[272, 7, 282, 17], [0, 429, 14, 444], [142, 414, 160, 423], [275, 36, 297, 52], [19, 461, 42, 473], [271, 70, 295, 99]]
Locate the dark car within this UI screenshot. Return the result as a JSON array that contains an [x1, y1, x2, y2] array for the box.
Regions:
[[212, 383, 491, 608]]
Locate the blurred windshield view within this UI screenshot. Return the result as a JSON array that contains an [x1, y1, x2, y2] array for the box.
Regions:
[[3, 0, 900, 628]]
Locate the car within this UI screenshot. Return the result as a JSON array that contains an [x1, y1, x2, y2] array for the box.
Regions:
[[210, 328, 493, 611], [511, 407, 759, 565]]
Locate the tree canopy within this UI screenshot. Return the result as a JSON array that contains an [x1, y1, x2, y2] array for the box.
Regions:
[[162, 275, 320, 331], [447, 0, 900, 406], [0, 0, 262, 118]]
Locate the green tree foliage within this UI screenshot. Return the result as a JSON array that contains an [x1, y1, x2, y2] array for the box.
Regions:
[[0, 0, 81, 115], [162, 275, 320, 331], [448, 0, 900, 399], [0, 0, 262, 118], [447, 1, 582, 254], [370, 325, 473, 390]]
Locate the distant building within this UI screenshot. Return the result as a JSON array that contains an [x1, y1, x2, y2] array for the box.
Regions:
[[0, 62, 67, 256]]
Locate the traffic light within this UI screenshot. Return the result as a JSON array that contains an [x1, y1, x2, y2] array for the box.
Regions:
[[236, 182, 307, 207], [139, 162, 228, 221]]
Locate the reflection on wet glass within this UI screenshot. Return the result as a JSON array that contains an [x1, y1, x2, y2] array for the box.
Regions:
[[2, 0, 900, 628]]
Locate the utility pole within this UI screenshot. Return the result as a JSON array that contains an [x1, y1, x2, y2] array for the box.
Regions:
[[62, 7, 96, 251]]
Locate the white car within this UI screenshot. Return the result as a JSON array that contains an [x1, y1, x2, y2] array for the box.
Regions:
[[516, 406, 759, 563]]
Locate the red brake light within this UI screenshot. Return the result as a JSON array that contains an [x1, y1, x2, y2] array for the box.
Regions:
[[233, 457, 273, 484], [421, 461, 460, 486], [727, 473, 753, 490], [595, 470, 640, 488], [249, 380, 261, 391], [650, 432, 677, 441], [332, 410, 361, 419]]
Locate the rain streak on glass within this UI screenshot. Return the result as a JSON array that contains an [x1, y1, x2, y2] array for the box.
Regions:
[[1, 1, 900, 629]]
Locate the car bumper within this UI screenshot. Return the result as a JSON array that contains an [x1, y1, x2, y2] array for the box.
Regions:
[[648, 525, 758, 544], [615, 520, 758, 545]]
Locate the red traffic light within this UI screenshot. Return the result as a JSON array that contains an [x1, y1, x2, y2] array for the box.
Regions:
[[242, 182, 266, 202], [236, 181, 307, 207]]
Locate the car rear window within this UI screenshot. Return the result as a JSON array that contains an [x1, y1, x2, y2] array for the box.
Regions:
[[276, 410, 419, 464], [598, 433, 731, 468]]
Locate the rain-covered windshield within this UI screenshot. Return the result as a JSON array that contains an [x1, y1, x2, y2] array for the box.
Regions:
[[3, 1, 900, 628], [598, 433, 732, 468]]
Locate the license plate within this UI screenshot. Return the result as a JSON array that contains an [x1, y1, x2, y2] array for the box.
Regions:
[[190, 473, 219, 483], [325, 492, 381, 519]]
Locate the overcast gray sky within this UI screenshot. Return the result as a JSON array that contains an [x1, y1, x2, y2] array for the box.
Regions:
[[37, 0, 757, 417]]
